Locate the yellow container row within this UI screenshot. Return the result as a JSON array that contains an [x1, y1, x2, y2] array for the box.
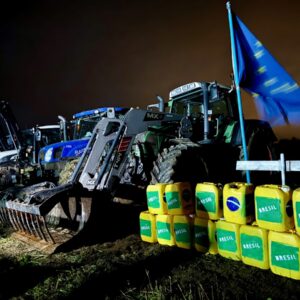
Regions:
[[216, 220, 300, 280], [140, 211, 217, 254], [147, 182, 300, 234], [140, 212, 300, 280]]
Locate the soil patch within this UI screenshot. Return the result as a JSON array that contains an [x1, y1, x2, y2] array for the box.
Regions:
[[1, 222, 300, 299]]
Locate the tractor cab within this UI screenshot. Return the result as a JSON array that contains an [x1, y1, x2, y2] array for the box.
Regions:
[[20, 124, 62, 165], [168, 81, 238, 142]]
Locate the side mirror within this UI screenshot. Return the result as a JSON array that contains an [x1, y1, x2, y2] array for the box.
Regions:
[[107, 108, 116, 118], [35, 129, 41, 142]]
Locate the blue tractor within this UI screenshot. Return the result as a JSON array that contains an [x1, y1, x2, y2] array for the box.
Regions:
[[39, 106, 129, 182]]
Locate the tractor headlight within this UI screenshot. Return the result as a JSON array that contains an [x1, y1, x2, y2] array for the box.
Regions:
[[0, 154, 17, 164], [44, 148, 53, 162]]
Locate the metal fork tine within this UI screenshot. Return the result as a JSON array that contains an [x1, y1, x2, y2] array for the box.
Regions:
[[30, 214, 43, 240], [14, 210, 25, 232], [3, 207, 10, 224], [25, 213, 38, 238], [27, 213, 41, 238], [2, 207, 10, 224], [7, 209, 18, 231], [21, 212, 33, 236], [40, 216, 55, 244], [35, 215, 48, 241], [0, 207, 6, 224]]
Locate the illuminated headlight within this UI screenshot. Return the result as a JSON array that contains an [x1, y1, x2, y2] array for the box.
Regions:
[[44, 148, 53, 162]]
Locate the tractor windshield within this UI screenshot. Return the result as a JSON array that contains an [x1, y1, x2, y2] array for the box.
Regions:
[[172, 98, 231, 119], [171, 101, 204, 118], [73, 115, 102, 140], [21, 127, 61, 148], [38, 128, 62, 147]]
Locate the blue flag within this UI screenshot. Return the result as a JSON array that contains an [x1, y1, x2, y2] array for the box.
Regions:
[[232, 13, 300, 126]]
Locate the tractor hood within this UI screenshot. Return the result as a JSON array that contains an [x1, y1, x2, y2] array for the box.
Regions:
[[39, 138, 89, 165]]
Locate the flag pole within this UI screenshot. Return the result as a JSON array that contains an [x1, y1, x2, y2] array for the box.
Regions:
[[226, 1, 251, 183]]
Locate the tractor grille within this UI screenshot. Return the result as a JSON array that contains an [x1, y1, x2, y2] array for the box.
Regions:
[[53, 147, 63, 159]]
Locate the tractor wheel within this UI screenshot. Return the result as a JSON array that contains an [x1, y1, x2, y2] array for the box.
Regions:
[[150, 144, 208, 187], [58, 158, 80, 185], [239, 128, 278, 184]]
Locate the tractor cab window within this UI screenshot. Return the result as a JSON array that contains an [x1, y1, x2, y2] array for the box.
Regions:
[[210, 99, 229, 117], [0, 114, 17, 151], [73, 115, 101, 140], [171, 100, 204, 118], [39, 128, 61, 146]]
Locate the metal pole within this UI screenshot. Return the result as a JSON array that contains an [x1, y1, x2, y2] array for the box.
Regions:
[[280, 153, 286, 185], [226, 1, 250, 183]]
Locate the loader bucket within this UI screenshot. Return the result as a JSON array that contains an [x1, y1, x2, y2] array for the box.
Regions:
[[0, 181, 93, 253]]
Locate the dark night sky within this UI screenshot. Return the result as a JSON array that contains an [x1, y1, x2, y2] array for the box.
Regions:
[[0, 0, 300, 138]]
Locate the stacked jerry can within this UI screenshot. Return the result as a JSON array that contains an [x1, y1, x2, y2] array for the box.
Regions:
[[141, 181, 223, 252], [140, 182, 195, 249], [239, 224, 269, 270], [195, 182, 223, 254], [164, 182, 194, 249], [255, 185, 293, 232], [139, 183, 168, 244], [217, 182, 255, 262], [140, 181, 300, 281], [139, 211, 157, 243], [255, 184, 300, 280], [254, 184, 300, 280]]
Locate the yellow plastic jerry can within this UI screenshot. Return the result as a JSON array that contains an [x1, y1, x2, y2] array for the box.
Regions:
[[216, 220, 241, 261], [165, 182, 194, 215], [255, 184, 294, 232], [173, 215, 193, 249], [195, 182, 223, 220], [292, 188, 300, 234], [223, 182, 255, 225], [146, 183, 168, 214], [240, 224, 269, 270], [194, 216, 209, 253], [156, 214, 175, 246], [208, 220, 218, 255], [269, 231, 300, 280], [139, 211, 157, 243]]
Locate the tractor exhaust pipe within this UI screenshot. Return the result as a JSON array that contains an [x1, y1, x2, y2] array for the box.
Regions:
[[146, 95, 165, 112], [201, 82, 209, 141], [156, 95, 165, 112], [58, 115, 67, 142]]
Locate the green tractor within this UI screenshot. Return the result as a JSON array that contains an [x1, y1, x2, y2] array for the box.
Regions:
[[149, 81, 277, 186]]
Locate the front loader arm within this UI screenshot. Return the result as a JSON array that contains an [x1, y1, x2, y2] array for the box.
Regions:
[[78, 109, 182, 192]]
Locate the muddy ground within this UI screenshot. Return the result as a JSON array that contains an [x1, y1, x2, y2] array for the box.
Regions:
[[1, 202, 300, 300]]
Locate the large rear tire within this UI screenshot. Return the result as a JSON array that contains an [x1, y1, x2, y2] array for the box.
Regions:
[[150, 144, 209, 187]]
